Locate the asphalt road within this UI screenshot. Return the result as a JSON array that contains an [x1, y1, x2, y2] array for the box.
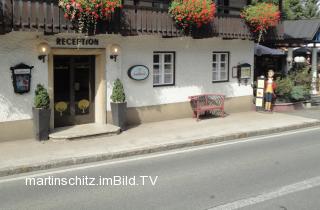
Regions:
[[1, 127, 320, 210]]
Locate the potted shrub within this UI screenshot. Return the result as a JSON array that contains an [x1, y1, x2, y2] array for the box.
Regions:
[[33, 84, 51, 141], [274, 77, 293, 103], [241, 2, 280, 43], [168, 0, 216, 33], [273, 67, 312, 111], [59, 0, 122, 34], [110, 79, 126, 130]]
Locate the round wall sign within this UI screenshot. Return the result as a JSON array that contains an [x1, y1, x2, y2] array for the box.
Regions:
[[128, 65, 149, 81]]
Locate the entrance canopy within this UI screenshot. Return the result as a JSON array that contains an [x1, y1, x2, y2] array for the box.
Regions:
[[254, 44, 285, 56]]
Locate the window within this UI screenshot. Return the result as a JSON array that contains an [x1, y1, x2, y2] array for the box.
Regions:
[[124, 0, 169, 9], [153, 52, 175, 86], [212, 52, 229, 82]]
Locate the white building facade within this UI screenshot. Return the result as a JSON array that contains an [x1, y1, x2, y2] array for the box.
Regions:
[[0, 32, 255, 141]]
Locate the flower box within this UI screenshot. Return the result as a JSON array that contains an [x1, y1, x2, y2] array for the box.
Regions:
[[59, 0, 122, 34], [168, 0, 216, 33]]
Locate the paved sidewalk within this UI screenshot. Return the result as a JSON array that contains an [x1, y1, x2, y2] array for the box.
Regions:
[[0, 110, 320, 177]]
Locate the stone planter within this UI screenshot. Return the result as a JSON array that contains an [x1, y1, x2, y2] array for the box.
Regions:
[[273, 101, 304, 112], [111, 102, 127, 131], [32, 107, 51, 141]]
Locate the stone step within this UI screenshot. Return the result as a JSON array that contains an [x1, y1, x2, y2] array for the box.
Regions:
[[49, 123, 120, 140]]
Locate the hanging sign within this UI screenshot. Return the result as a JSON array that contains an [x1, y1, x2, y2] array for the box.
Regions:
[[10, 63, 34, 94], [128, 65, 149, 81], [237, 63, 252, 86], [238, 63, 251, 79]]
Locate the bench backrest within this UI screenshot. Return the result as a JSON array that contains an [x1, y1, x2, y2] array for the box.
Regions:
[[189, 94, 225, 109]]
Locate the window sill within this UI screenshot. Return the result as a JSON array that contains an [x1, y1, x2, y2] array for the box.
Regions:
[[212, 80, 229, 83], [153, 84, 175, 87]]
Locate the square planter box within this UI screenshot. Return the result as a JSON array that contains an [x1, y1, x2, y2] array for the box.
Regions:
[[32, 108, 51, 141], [111, 102, 127, 131]]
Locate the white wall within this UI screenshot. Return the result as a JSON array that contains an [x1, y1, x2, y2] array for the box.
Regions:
[[0, 33, 254, 122], [0, 32, 48, 122], [106, 36, 254, 110]]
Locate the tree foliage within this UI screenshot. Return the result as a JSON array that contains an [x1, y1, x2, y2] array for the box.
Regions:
[[303, 0, 320, 19], [284, 0, 319, 19]]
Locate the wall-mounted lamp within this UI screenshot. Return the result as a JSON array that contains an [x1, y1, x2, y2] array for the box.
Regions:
[[37, 42, 51, 63], [110, 44, 120, 62], [294, 56, 306, 63]]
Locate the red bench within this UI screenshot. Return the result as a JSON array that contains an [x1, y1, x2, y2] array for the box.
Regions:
[[189, 94, 225, 121]]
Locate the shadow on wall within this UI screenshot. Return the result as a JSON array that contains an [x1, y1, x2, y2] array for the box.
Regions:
[[126, 83, 238, 109], [0, 94, 32, 121], [122, 83, 241, 125], [0, 32, 47, 122], [126, 102, 195, 125]]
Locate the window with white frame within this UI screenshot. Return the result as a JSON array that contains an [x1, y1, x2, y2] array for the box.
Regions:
[[212, 52, 229, 82], [153, 52, 175, 86]]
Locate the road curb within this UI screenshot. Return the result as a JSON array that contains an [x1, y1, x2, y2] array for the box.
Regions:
[[0, 121, 319, 177]]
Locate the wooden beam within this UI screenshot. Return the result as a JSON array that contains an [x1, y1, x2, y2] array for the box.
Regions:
[[0, 0, 4, 34], [279, 0, 283, 19]]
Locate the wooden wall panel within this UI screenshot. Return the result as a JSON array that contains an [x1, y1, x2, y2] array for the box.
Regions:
[[1, 1, 280, 40]]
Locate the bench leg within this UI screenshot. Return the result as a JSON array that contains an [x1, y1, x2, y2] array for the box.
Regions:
[[221, 108, 225, 117], [192, 110, 197, 118], [197, 111, 200, 121]]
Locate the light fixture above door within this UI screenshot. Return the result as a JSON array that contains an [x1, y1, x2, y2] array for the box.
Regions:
[[37, 42, 51, 63]]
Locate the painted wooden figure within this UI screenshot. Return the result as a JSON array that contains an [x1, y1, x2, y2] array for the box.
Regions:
[[265, 70, 277, 111]]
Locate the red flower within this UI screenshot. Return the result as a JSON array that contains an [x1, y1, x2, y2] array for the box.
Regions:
[[241, 3, 280, 35], [59, 0, 122, 32], [169, 0, 216, 29]]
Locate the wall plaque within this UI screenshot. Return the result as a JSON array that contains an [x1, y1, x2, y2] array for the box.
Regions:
[[128, 65, 149, 81]]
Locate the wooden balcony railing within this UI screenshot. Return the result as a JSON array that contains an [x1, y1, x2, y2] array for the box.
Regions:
[[0, 0, 283, 40]]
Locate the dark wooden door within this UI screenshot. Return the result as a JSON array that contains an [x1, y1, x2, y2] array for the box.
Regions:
[[54, 55, 95, 128]]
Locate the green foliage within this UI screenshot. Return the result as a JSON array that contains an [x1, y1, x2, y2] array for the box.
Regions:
[[251, 0, 320, 20], [275, 67, 312, 102], [283, 0, 319, 19], [290, 85, 308, 101], [289, 66, 312, 91], [303, 0, 320, 19], [34, 84, 50, 109], [275, 77, 294, 99], [110, 79, 126, 103]]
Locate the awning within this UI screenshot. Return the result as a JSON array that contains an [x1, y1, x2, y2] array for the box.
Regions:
[[294, 47, 312, 55], [254, 44, 285, 56], [294, 47, 320, 55]]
